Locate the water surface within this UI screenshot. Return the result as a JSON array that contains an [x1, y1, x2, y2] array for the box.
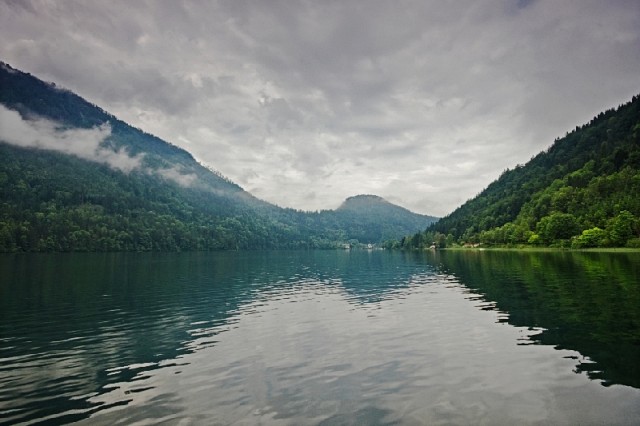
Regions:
[[1, 250, 639, 424]]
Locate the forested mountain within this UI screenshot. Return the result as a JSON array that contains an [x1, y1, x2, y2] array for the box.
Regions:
[[0, 62, 434, 251], [334, 195, 437, 242], [405, 94, 640, 249], [278, 195, 438, 246]]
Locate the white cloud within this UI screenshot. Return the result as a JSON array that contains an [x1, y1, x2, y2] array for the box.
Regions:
[[0, 105, 197, 188], [0, 104, 143, 173], [155, 166, 197, 188]]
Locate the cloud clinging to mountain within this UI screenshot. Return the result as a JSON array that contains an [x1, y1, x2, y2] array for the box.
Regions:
[[0, 104, 143, 173], [0, 105, 197, 187]]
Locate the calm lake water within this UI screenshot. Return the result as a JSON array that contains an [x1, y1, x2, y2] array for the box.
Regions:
[[1, 250, 639, 425]]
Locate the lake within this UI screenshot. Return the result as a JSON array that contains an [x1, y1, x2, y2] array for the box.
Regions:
[[1, 250, 639, 425]]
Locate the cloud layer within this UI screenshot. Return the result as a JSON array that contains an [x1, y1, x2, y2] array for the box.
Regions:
[[1, 1, 639, 215], [0, 104, 143, 172], [0, 105, 196, 187]]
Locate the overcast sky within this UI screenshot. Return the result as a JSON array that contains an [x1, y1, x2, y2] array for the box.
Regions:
[[1, 1, 639, 216]]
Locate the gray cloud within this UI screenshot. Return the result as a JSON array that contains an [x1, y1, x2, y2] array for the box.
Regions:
[[1, 0, 639, 216]]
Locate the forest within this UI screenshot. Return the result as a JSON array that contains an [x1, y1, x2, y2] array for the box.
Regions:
[[395, 93, 640, 250]]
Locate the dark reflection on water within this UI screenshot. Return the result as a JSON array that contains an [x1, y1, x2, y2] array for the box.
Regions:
[[430, 250, 640, 388], [1, 250, 639, 425]]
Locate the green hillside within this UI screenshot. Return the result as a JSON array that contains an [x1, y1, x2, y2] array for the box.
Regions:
[[403, 94, 640, 249], [0, 62, 434, 251]]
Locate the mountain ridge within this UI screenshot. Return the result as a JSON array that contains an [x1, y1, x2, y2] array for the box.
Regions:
[[0, 61, 436, 251]]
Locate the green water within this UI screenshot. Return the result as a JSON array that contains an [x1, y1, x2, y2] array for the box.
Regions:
[[1, 250, 639, 424]]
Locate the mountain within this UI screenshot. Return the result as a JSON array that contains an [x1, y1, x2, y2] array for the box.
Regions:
[[410, 94, 640, 249], [334, 194, 437, 242], [338, 194, 404, 211], [275, 195, 437, 246], [0, 62, 435, 251]]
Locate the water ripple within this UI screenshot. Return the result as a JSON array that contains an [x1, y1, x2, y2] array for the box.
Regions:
[[1, 251, 640, 425]]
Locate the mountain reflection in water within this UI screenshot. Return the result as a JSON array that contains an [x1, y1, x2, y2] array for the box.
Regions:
[[431, 249, 640, 389]]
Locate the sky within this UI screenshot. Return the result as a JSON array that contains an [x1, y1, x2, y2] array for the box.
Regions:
[[1, 1, 639, 216]]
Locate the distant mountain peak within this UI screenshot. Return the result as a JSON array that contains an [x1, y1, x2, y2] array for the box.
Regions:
[[346, 194, 385, 201], [342, 194, 388, 204], [338, 194, 437, 219]]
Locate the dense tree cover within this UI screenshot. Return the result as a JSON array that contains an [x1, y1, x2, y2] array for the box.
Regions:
[[0, 62, 435, 252], [0, 144, 295, 251], [398, 94, 640, 249]]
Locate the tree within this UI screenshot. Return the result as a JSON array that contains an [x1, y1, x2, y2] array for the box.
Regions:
[[537, 213, 580, 244], [607, 210, 637, 246], [572, 227, 607, 248]]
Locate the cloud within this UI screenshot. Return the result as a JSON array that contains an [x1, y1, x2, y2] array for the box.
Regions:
[[1, 1, 639, 216], [0, 104, 197, 187], [155, 166, 197, 188], [0, 104, 143, 173]]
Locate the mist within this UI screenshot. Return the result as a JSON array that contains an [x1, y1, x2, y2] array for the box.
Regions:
[[0, 104, 196, 187], [0, 104, 142, 173]]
